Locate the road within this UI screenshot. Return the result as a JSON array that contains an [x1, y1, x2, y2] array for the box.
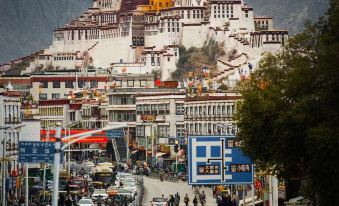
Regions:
[[142, 177, 216, 206]]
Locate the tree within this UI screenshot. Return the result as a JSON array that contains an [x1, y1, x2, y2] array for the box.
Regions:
[[235, 1, 339, 204]]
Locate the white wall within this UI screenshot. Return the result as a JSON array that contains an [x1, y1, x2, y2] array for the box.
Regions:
[[20, 119, 41, 142]]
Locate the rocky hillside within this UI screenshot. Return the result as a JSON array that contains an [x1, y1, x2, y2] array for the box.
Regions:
[[246, 0, 330, 34], [0, 0, 330, 64], [0, 0, 92, 65]]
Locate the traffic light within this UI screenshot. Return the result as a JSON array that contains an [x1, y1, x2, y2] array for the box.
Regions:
[[174, 143, 179, 153]]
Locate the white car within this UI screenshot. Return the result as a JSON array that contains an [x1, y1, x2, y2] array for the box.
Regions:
[[151, 197, 168, 206], [117, 188, 134, 200], [91, 189, 108, 201], [79, 198, 94, 206], [122, 182, 137, 196]]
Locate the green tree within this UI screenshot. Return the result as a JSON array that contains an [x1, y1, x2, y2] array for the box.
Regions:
[[235, 0, 339, 204]]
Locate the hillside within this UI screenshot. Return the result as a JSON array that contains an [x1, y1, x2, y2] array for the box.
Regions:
[[0, 0, 330, 64], [0, 0, 92, 65], [246, 0, 329, 33]]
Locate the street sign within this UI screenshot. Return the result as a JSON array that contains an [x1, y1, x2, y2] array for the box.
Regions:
[[106, 128, 124, 138], [19, 141, 55, 163], [188, 136, 253, 185]]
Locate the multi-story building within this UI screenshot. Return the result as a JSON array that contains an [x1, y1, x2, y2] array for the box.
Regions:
[[184, 93, 241, 136], [80, 99, 108, 129], [107, 86, 184, 160], [37, 99, 71, 128], [135, 92, 186, 159], [30, 70, 109, 101], [0, 90, 23, 197]]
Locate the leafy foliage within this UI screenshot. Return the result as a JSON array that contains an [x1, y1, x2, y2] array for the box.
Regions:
[[235, 0, 339, 204], [172, 39, 224, 80]]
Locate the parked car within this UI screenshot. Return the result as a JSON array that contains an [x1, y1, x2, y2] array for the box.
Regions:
[[107, 186, 119, 196], [79, 198, 94, 206], [117, 188, 134, 200], [91, 189, 108, 201], [150, 197, 168, 206], [122, 182, 137, 196]]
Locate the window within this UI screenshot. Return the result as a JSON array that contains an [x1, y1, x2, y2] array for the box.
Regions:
[[78, 80, 85, 88], [168, 57, 170, 61], [144, 104, 151, 114], [65, 81, 74, 88], [187, 11, 190, 18], [136, 105, 143, 114], [70, 112, 75, 121], [159, 104, 166, 114], [127, 80, 134, 87], [52, 93, 60, 99], [53, 81, 60, 88], [40, 81, 48, 88], [90, 81, 98, 88], [176, 124, 185, 137], [115, 80, 122, 87], [39, 93, 47, 100], [140, 80, 146, 87], [158, 125, 170, 137], [136, 125, 145, 137], [176, 103, 185, 115]]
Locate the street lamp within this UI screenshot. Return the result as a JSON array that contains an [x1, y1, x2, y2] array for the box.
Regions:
[[0, 125, 25, 206]]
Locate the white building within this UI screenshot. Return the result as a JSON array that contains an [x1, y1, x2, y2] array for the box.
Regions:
[[184, 93, 241, 136], [14, 0, 287, 83], [0, 90, 23, 196], [135, 92, 186, 158]]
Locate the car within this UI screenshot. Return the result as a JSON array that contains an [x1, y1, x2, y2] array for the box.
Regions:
[[150, 197, 168, 206], [116, 188, 134, 200], [78, 198, 94, 206], [121, 182, 137, 196], [91, 189, 108, 201], [107, 186, 119, 196]]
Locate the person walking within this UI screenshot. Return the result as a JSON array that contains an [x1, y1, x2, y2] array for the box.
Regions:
[[169, 195, 175, 206], [184, 194, 190, 206], [232, 194, 239, 206], [199, 191, 206, 206], [193, 196, 198, 206]]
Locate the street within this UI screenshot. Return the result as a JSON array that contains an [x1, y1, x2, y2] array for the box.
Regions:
[[142, 177, 216, 206]]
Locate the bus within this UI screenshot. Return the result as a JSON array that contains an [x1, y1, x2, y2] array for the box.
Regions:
[[92, 165, 115, 186]]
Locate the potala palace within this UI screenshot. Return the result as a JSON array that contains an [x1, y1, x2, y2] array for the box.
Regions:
[[10, 0, 287, 82]]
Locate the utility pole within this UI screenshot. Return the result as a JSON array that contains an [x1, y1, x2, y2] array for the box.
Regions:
[[1, 128, 6, 206], [52, 126, 61, 206], [51, 123, 128, 206]]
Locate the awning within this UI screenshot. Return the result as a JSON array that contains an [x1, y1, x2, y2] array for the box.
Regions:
[[130, 150, 140, 155], [156, 152, 167, 157]]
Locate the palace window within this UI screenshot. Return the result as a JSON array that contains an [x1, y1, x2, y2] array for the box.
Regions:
[[40, 81, 48, 88], [52, 93, 60, 99], [39, 93, 47, 100], [90, 80, 98, 88], [140, 80, 146, 87], [52, 81, 60, 88]]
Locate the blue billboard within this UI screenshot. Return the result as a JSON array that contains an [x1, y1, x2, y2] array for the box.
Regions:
[[188, 136, 253, 185]]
